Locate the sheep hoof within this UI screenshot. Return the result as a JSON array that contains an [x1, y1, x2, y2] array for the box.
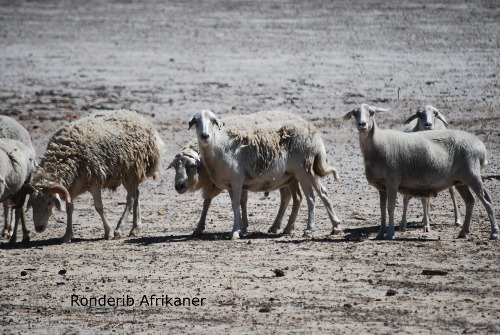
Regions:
[[423, 226, 430, 233], [454, 221, 462, 227], [282, 228, 293, 235], [330, 228, 342, 235], [302, 230, 313, 238], [2, 229, 12, 239], [129, 228, 140, 237], [192, 228, 204, 237], [375, 232, 385, 240], [230, 232, 240, 240], [22, 235, 31, 243], [490, 233, 498, 240], [268, 226, 279, 234], [399, 222, 407, 232], [61, 235, 73, 243], [457, 231, 467, 239]]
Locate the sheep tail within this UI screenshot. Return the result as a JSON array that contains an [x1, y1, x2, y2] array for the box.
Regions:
[[312, 153, 340, 182]]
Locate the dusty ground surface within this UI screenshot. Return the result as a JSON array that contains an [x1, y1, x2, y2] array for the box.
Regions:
[[1, 0, 499, 334]]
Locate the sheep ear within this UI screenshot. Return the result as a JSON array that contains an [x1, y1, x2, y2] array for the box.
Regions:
[[403, 113, 419, 125], [435, 111, 450, 126], [368, 106, 389, 114], [53, 194, 64, 212], [212, 115, 222, 129], [343, 110, 355, 120], [188, 117, 197, 130], [167, 161, 174, 169]]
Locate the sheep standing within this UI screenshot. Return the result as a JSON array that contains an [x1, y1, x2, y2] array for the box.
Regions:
[[188, 109, 342, 240], [399, 105, 461, 232], [29, 109, 164, 243], [0, 115, 36, 242], [169, 139, 302, 236], [344, 103, 497, 240]]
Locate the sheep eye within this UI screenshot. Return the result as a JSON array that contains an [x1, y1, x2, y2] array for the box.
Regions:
[[47, 200, 52, 207]]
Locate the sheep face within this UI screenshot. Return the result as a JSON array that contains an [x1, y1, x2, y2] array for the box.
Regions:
[[188, 110, 222, 145], [29, 190, 63, 233], [168, 153, 200, 194], [343, 104, 388, 134], [404, 105, 450, 130]]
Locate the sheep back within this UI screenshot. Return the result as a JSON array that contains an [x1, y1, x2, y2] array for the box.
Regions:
[[38, 109, 164, 190]]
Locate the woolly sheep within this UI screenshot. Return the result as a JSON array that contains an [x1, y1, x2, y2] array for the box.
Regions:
[[0, 139, 36, 243], [28, 109, 165, 243], [0, 115, 36, 242], [169, 138, 302, 236], [344, 103, 498, 240], [188, 109, 342, 240], [400, 105, 461, 232]]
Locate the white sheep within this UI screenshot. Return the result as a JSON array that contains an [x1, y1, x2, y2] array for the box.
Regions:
[[0, 115, 36, 242], [188, 109, 342, 240], [399, 105, 461, 232], [344, 103, 498, 240], [28, 109, 165, 243], [0, 139, 36, 244], [169, 139, 302, 236]]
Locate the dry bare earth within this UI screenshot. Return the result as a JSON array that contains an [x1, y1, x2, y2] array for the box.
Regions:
[[1, 1, 499, 334]]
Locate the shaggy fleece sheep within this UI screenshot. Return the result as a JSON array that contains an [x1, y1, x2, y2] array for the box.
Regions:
[[29, 109, 164, 243]]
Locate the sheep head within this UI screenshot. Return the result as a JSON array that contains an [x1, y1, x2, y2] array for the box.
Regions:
[[188, 110, 222, 145], [168, 151, 201, 194], [403, 105, 450, 130], [28, 182, 71, 233], [344, 104, 389, 133]]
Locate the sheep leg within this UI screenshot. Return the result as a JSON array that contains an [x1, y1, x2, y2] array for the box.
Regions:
[[240, 190, 249, 235], [421, 198, 430, 232], [114, 185, 137, 240], [399, 195, 410, 232], [61, 202, 75, 243], [449, 187, 462, 226], [468, 182, 498, 240], [193, 198, 212, 237], [89, 186, 113, 240], [2, 203, 13, 238], [20, 206, 30, 243], [129, 188, 141, 237], [385, 189, 398, 240], [229, 184, 243, 240], [455, 184, 475, 239], [376, 190, 388, 240], [312, 178, 342, 235], [301, 185, 316, 238], [283, 181, 302, 235], [268, 187, 291, 234]]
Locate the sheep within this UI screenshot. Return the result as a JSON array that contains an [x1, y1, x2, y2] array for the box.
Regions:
[[0, 139, 36, 244], [169, 138, 302, 236], [0, 115, 36, 242], [28, 109, 165, 243], [188, 109, 342, 240], [399, 105, 462, 232], [344, 103, 498, 240]]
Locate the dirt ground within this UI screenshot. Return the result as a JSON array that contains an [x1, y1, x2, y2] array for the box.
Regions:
[[1, 0, 499, 334]]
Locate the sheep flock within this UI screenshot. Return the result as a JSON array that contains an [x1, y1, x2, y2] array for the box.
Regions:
[[1, 105, 498, 244]]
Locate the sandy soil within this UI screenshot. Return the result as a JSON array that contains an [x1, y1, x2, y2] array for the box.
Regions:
[[1, 1, 499, 334]]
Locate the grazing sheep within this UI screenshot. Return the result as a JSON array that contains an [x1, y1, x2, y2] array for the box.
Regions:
[[0, 115, 36, 242], [400, 105, 462, 232], [28, 109, 164, 243], [169, 138, 302, 236], [188, 109, 342, 240], [0, 139, 36, 243], [344, 103, 498, 240]]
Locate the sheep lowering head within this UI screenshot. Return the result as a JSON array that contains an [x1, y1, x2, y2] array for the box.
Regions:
[[344, 103, 498, 240], [188, 109, 341, 240], [28, 109, 165, 243]]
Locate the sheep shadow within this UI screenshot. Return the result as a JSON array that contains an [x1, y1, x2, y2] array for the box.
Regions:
[[0, 236, 103, 249], [125, 231, 287, 246]]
